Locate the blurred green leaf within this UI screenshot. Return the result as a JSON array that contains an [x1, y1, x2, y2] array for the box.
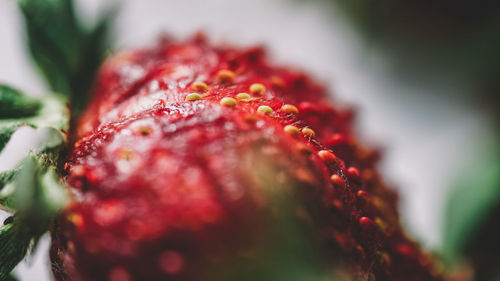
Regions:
[[5, 274, 19, 281], [0, 125, 21, 153], [205, 158, 336, 281], [0, 220, 32, 281], [6, 155, 68, 222], [0, 85, 69, 154], [0, 84, 70, 279], [18, 0, 114, 115], [444, 161, 500, 258], [0, 86, 41, 119], [0, 84, 69, 210], [0, 155, 69, 280], [0, 170, 19, 191], [443, 135, 500, 280], [314, 0, 500, 110]]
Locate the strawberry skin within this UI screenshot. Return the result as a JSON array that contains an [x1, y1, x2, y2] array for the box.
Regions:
[[51, 34, 443, 281]]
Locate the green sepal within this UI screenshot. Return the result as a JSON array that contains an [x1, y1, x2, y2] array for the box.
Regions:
[[0, 154, 69, 216], [0, 84, 70, 278], [0, 179, 16, 211], [0, 169, 19, 191], [0, 85, 69, 154], [18, 0, 114, 115], [11, 156, 68, 218], [5, 274, 19, 281], [0, 125, 22, 153], [0, 220, 32, 281], [0, 85, 41, 119], [0, 155, 69, 280]]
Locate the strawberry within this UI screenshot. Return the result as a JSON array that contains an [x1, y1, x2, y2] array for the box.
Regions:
[[51, 34, 443, 281]]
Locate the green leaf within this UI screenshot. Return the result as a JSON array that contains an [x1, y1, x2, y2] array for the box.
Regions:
[[0, 85, 69, 154], [0, 85, 41, 119], [0, 155, 69, 279], [0, 221, 32, 281], [18, 0, 114, 115], [0, 180, 16, 212], [5, 274, 19, 281], [0, 125, 22, 153], [0, 170, 19, 191], [9, 155, 68, 220], [0, 85, 70, 278]]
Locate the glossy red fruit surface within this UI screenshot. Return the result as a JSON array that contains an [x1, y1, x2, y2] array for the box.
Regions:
[[51, 34, 443, 281]]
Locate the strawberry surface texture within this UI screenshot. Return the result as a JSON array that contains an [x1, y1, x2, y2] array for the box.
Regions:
[[51, 34, 443, 281]]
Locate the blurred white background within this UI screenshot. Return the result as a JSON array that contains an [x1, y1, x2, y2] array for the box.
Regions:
[[0, 0, 495, 280]]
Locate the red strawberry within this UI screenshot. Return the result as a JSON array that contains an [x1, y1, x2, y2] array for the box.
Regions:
[[51, 34, 443, 281]]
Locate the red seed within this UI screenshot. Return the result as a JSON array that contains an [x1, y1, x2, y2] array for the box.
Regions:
[[396, 243, 415, 256], [331, 199, 343, 211], [328, 133, 346, 146], [347, 167, 360, 178], [357, 190, 369, 201], [359, 216, 375, 231]]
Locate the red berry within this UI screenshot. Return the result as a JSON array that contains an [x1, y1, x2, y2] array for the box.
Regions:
[[347, 166, 360, 178], [51, 35, 444, 281]]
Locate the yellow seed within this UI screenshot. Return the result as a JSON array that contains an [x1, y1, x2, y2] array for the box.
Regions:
[[376, 251, 392, 266], [236, 92, 251, 100], [301, 127, 316, 138], [281, 104, 299, 114], [270, 76, 285, 88], [138, 126, 151, 136], [217, 70, 236, 83], [356, 244, 366, 259], [67, 241, 76, 254], [119, 149, 134, 160], [244, 113, 259, 123], [284, 125, 300, 136], [296, 143, 312, 155], [375, 217, 388, 233], [249, 83, 266, 95], [257, 105, 273, 115], [318, 150, 337, 162], [185, 93, 202, 101], [68, 213, 84, 227], [191, 81, 208, 92], [220, 97, 237, 107]]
